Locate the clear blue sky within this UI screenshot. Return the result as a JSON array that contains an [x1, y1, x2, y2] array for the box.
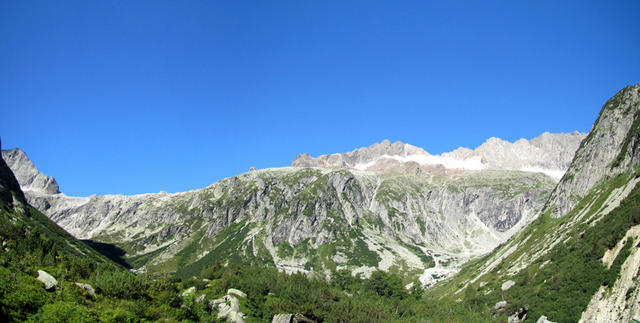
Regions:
[[1, 1, 639, 196]]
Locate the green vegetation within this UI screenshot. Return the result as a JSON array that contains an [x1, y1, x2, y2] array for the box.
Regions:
[[424, 171, 640, 322], [611, 109, 640, 168]]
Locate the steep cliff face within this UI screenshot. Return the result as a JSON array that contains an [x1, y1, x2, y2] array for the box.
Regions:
[[427, 83, 640, 322], [1, 148, 59, 195], [2, 147, 556, 282], [548, 84, 640, 218]]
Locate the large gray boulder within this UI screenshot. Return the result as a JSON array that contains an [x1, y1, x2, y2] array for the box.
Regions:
[[228, 288, 247, 298], [36, 270, 57, 290], [494, 301, 507, 310], [536, 315, 556, 323], [74, 282, 95, 296], [272, 314, 293, 323], [501, 280, 516, 291]]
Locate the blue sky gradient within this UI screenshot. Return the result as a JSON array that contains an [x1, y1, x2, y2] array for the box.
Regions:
[[1, 1, 639, 195]]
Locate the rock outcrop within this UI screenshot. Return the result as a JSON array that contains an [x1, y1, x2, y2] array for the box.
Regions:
[[210, 289, 247, 323], [36, 270, 57, 290]]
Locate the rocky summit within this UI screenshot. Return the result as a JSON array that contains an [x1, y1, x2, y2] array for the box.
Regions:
[[293, 132, 585, 180]]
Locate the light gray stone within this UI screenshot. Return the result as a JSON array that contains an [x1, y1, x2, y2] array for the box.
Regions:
[[228, 288, 247, 299], [36, 270, 57, 290], [181, 286, 196, 297], [502, 280, 516, 291], [272, 313, 293, 323], [74, 282, 95, 296], [494, 300, 507, 310], [536, 315, 555, 323]]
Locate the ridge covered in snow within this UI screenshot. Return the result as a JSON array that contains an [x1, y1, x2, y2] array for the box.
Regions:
[[292, 131, 586, 180]]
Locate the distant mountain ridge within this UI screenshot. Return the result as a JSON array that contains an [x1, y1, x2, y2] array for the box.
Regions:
[[293, 132, 586, 180], [0, 129, 582, 286]]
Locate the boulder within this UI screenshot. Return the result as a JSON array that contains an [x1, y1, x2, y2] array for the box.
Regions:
[[36, 270, 57, 290], [181, 286, 196, 297], [74, 282, 95, 296], [501, 280, 516, 291], [494, 301, 507, 310], [228, 288, 247, 298], [507, 307, 528, 322], [536, 315, 556, 323], [272, 314, 293, 323]]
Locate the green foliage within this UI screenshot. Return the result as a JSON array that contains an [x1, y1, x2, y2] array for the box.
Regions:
[[365, 270, 408, 299], [92, 265, 148, 299], [31, 301, 97, 323]]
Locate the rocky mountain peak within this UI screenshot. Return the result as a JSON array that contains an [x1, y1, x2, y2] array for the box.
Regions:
[[293, 132, 586, 180], [1, 148, 60, 195]]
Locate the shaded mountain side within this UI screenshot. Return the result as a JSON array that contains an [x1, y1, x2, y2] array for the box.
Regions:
[[426, 83, 640, 322]]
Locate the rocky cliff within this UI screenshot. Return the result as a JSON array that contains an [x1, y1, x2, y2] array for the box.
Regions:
[[547, 84, 640, 218], [1, 148, 59, 194]]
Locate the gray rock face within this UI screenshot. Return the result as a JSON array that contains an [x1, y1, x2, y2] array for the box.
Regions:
[[37, 270, 57, 290], [293, 132, 585, 180], [547, 84, 640, 218], [4, 146, 559, 282], [272, 314, 293, 323], [0, 147, 27, 210], [1, 149, 59, 194]]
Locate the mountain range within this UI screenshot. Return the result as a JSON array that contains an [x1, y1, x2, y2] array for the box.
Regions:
[[1, 83, 639, 322], [3, 131, 583, 286]]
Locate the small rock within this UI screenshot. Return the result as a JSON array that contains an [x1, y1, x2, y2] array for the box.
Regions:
[[181, 286, 196, 297], [479, 281, 487, 288], [74, 282, 95, 296], [228, 288, 247, 298], [494, 300, 507, 310], [508, 307, 528, 323], [536, 315, 556, 323], [293, 313, 314, 323], [539, 260, 550, 269], [36, 270, 57, 290], [272, 314, 293, 323], [501, 280, 516, 291], [196, 294, 206, 303]]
